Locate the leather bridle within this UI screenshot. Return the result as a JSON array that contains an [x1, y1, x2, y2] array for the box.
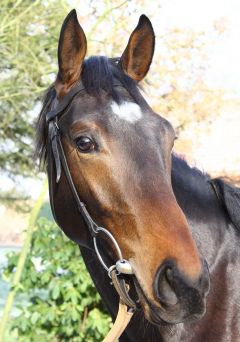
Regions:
[[46, 81, 137, 311]]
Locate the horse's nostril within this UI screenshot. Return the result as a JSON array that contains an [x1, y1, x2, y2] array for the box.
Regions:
[[155, 266, 178, 306], [154, 260, 210, 309]]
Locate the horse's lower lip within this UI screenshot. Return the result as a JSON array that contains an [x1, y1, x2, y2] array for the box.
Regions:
[[149, 308, 205, 325]]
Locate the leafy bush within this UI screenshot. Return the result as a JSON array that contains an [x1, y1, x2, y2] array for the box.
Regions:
[[4, 217, 111, 341]]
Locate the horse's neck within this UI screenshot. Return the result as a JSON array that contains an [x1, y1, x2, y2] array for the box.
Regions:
[[171, 157, 240, 341], [171, 156, 229, 264]]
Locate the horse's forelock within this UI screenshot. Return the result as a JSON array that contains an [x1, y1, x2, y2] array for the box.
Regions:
[[81, 56, 141, 104]]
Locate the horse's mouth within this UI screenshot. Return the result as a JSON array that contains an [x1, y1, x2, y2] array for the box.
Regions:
[[132, 275, 207, 326]]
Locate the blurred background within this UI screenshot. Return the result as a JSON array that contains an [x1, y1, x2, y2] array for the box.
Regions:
[[0, 0, 239, 341]]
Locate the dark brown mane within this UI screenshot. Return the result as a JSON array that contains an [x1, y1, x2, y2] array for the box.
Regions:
[[35, 56, 148, 168]]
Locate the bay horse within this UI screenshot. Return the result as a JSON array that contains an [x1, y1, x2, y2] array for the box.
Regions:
[[36, 9, 240, 341]]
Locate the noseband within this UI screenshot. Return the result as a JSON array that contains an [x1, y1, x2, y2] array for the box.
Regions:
[[46, 81, 137, 311]]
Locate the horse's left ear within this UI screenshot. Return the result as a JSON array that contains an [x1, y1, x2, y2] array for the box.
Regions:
[[120, 15, 155, 81], [56, 9, 87, 97]]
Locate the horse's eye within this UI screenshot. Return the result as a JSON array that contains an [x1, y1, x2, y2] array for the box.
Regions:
[[75, 136, 95, 153]]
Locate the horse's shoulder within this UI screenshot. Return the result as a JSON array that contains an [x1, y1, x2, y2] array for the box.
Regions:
[[210, 178, 240, 230]]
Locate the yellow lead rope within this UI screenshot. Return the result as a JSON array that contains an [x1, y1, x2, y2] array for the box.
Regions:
[[103, 300, 134, 342]]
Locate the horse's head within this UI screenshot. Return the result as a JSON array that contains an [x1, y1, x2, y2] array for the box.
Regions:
[[38, 10, 210, 325]]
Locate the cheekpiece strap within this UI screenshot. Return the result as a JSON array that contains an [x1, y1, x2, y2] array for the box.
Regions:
[[49, 120, 61, 183]]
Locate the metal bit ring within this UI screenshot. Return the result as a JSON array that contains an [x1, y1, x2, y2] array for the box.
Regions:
[[93, 227, 123, 272]]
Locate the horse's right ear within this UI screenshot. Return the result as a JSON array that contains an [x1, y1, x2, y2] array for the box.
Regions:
[[120, 15, 155, 82], [56, 9, 87, 98]]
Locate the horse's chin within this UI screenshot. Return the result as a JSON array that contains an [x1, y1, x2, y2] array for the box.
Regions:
[[133, 276, 207, 326], [146, 305, 206, 326]]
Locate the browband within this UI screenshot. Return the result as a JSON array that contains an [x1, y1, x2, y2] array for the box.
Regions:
[[46, 80, 124, 123], [46, 82, 85, 122]]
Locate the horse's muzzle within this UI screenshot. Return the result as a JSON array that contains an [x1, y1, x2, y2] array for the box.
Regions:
[[150, 259, 210, 324]]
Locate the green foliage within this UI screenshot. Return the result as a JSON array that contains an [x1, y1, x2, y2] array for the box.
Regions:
[[0, 0, 69, 177], [4, 217, 111, 341]]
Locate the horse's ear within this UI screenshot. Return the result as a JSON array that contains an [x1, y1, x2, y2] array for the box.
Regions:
[[56, 9, 87, 97], [120, 15, 155, 82]]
